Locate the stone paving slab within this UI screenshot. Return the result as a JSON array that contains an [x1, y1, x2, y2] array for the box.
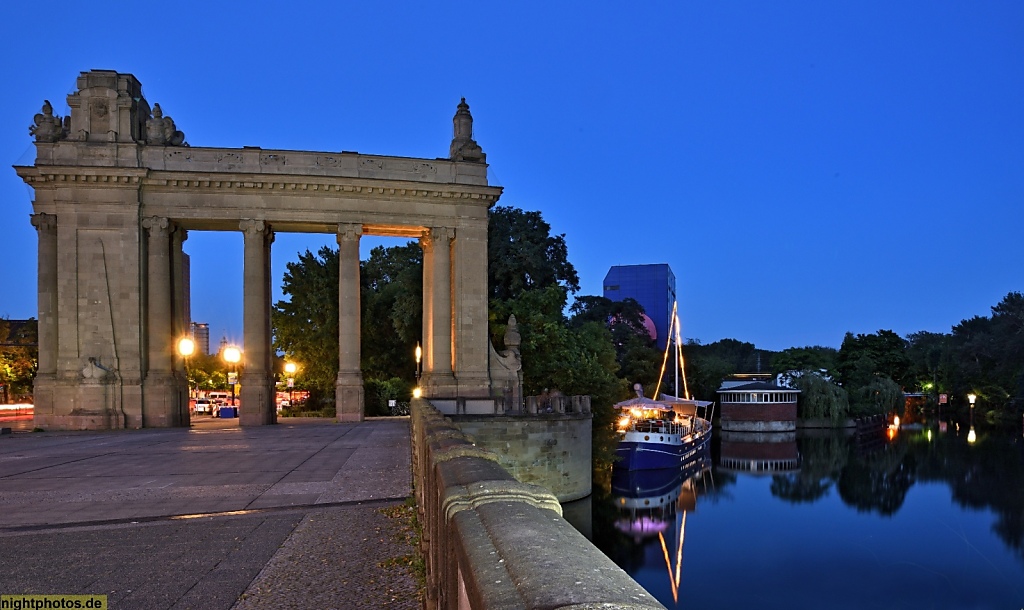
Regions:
[[0, 417, 419, 609]]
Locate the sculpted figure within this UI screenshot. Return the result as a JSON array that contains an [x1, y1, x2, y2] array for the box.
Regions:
[[28, 100, 66, 142], [145, 103, 187, 146]]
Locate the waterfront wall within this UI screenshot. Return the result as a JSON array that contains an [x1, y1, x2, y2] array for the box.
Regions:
[[720, 402, 797, 432], [412, 397, 664, 610], [453, 412, 592, 502]]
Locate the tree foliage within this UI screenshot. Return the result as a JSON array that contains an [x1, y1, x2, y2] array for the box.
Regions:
[[272, 246, 341, 406], [771, 346, 838, 377], [360, 243, 423, 381], [0, 318, 37, 402], [791, 372, 849, 423], [488, 206, 579, 301]]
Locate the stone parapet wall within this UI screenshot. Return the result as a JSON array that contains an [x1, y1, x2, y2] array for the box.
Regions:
[[412, 398, 664, 610], [453, 413, 592, 502]]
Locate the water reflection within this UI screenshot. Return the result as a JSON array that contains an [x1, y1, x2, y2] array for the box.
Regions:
[[582, 417, 1024, 608]]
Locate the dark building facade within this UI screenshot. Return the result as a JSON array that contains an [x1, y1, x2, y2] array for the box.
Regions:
[[602, 264, 676, 350]]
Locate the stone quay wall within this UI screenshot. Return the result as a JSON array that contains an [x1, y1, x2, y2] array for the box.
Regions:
[[412, 398, 664, 610], [453, 412, 592, 502]]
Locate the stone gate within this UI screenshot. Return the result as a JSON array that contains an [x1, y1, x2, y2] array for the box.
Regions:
[[14, 70, 511, 430]]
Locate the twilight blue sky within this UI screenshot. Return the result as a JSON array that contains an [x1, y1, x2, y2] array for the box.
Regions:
[[1, 1, 1022, 352]]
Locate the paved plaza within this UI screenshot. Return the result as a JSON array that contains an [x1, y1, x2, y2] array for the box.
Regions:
[[0, 417, 419, 609]]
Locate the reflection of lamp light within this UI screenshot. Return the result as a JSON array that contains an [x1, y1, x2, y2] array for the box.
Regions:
[[223, 346, 241, 407], [967, 393, 977, 444]]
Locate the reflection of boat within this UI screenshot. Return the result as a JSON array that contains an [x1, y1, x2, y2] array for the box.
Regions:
[[611, 448, 711, 604], [614, 301, 713, 470]]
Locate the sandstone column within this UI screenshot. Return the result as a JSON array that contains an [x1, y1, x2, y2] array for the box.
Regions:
[[30, 213, 57, 419], [239, 219, 275, 425], [336, 223, 364, 421], [423, 227, 456, 396], [171, 227, 190, 424], [451, 222, 491, 396], [142, 216, 178, 427]]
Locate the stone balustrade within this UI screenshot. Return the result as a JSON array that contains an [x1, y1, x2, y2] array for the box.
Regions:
[[412, 397, 664, 610]]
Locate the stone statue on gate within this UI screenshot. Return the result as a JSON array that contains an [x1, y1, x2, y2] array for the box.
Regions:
[[29, 100, 68, 142], [145, 103, 187, 146]]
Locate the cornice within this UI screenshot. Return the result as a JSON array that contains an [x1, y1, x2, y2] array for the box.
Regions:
[[14, 166, 148, 186], [14, 165, 504, 204], [141, 174, 503, 204]]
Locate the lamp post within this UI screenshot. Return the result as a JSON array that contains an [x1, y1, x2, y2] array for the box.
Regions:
[[223, 346, 241, 407], [967, 393, 977, 444], [177, 337, 196, 409], [415, 342, 422, 382], [284, 361, 297, 407]]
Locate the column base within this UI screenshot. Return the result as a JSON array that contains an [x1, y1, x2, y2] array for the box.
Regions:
[[420, 372, 458, 399], [336, 373, 364, 422], [240, 372, 276, 426], [143, 373, 185, 428]]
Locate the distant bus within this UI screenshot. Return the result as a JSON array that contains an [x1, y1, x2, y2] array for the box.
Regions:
[[208, 391, 231, 403]]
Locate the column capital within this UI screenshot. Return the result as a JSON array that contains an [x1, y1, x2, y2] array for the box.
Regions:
[[337, 223, 363, 244], [430, 226, 455, 242], [174, 226, 188, 243], [142, 216, 172, 237], [30, 212, 56, 232], [239, 218, 269, 236]]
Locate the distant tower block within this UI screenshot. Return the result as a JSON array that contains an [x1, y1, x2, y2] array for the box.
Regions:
[[190, 322, 210, 355], [603, 264, 677, 351]]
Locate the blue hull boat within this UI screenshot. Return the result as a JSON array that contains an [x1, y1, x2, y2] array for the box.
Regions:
[[614, 408, 712, 470]]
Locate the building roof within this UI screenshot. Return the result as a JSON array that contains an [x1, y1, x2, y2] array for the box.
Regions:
[[717, 381, 800, 393]]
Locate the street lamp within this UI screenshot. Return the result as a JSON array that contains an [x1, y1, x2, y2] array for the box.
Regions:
[[415, 342, 422, 382], [284, 361, 297, 407], [223, 346, 241, 407], [177, 337, 196, 407]]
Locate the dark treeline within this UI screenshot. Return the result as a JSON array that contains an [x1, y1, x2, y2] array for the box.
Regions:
[[270, 205, 1022, 431], [685, 292, 1024, 424]]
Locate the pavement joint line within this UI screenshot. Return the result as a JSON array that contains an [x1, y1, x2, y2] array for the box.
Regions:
[[0, 495, 412, 535]]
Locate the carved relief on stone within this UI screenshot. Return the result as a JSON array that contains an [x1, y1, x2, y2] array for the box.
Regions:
[[144, 103, 187, 146], [30, 212, 57, 233], [81, 357, 114, 383], [337, 223, 363, 244], [29, 100, 68, 143]]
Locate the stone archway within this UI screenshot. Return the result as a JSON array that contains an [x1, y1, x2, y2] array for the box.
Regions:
[[15, 70, 504, 430]]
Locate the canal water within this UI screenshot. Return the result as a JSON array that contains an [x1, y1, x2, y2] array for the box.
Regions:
[[565, 420, 1024, 609]]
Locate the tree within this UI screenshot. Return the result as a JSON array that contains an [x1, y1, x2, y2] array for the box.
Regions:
[[488, 206, 579, 301], [360, 243, 422, 381], [771, 346, 838, 377], [837, 330, 911, 389], [569, 296, 661, 389], [272, 246, 341, 406], [0, 318, 37, 403], [790, 372, 849, 424]]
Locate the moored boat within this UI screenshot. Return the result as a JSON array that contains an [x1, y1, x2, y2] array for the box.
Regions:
[[613, 300, 713, 470], [614, 391, 713, 470]]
